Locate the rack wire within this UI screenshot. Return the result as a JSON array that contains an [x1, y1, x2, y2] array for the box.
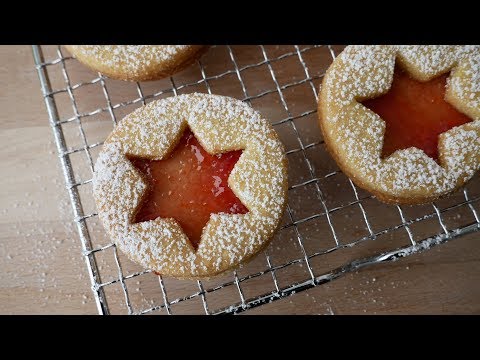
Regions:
[[32, 45, 480, 315]]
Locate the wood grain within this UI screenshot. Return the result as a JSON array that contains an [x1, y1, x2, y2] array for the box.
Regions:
[[0, 45, 478, 314]]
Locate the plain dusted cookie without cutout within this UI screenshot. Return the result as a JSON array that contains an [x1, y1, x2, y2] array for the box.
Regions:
[[93, 93, 288, 279], [65, 45, 208, 81], [318, 45, 480, 205]]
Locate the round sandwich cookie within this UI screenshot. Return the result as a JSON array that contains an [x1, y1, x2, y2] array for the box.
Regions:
[[318, 45, 479, 205], [65, 45, 208, 81], [93, 93, 288, 279]]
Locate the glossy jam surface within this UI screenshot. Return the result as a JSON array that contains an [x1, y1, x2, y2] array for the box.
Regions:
[[362, 67, 472, 161], [129, 129, 248, 249]]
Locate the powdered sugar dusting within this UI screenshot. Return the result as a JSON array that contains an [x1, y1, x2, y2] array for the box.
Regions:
[[396, 45, 456, 80], [440, 122, 480, 185], [447, 49, 480, 118], [320, 45, 480, 202], [324, 46, 394, 113], [94, 142, 146, 235], [68, 45, 189, 78], [93, 93, 288, 278]]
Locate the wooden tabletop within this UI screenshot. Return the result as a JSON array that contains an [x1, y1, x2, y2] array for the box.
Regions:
[[0, 45, 479, 315]]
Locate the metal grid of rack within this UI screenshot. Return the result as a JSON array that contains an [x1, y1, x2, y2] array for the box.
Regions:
[[33, 45, 480, 315]]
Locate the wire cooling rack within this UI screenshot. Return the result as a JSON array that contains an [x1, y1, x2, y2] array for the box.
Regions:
[[32, 45, 480, 315]]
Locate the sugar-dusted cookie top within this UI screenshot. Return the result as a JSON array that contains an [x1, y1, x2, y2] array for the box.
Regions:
[[93, 93, 288, 279], [319, 45, 479, 204], [65, 45, 208, 81]]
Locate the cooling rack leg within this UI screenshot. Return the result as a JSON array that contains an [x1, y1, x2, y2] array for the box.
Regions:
[[32, 45, 109, 315]]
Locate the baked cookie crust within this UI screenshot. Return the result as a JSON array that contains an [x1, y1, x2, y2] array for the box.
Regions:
[[65, 45, 208, 81], [318, 45, 480, 205], [93, 93, 288, 279]]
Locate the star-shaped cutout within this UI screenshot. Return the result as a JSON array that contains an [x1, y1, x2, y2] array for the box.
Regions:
[[362, 65, 473, 162], [128, 128, 248, 250]]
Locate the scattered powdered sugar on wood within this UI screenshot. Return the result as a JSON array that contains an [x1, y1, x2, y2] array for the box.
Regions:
[[93, 93, 288, 278]]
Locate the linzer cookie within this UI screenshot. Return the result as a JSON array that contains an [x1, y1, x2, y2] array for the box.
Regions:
[[65, 45, 208, 81], [93, 93, 288, 279], [318, 45, 480, 205]]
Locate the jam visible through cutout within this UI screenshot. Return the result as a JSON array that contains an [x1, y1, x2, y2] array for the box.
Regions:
[[362, 66, 472, 161], [129, 129, 248, 250]]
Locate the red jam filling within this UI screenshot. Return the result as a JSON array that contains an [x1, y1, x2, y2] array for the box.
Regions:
[[129, 129, 248, 250], [362, 66, 472, 161]]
